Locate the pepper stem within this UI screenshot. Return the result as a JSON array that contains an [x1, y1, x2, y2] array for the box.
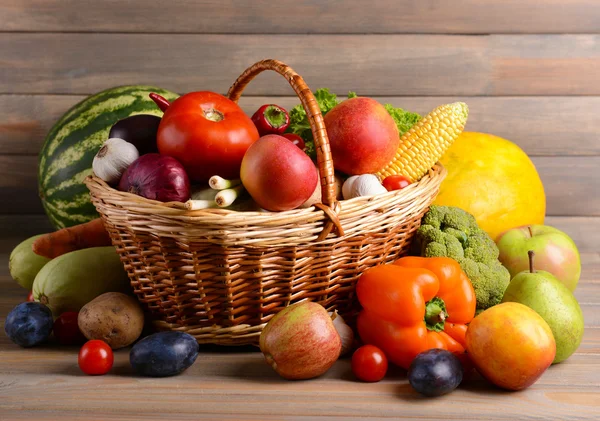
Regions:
[[528, 250, 535, 273], [264, 105, 288, 128], [424, 297, 447, 332], [149, 93, 171, 112]]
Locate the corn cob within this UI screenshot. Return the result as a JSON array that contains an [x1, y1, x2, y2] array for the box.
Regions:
[[376, 102, 469, 182]]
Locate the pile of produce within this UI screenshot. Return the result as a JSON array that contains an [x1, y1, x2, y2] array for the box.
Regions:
[[254, 215, 583, 395], [5, 75, 585, 394], [38, 84, 468, 218]]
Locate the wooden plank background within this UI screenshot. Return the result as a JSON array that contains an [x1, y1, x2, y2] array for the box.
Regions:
[[2, 0, 600, 34]]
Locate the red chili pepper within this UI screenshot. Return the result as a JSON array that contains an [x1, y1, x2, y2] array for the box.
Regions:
[[282, 133, 306, 151], [251, 104, 290, 136], [149, 93, 171, 112]]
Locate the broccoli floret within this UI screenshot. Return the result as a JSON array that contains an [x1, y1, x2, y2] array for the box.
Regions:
[[413, 205, 510, 310], [417, 225, 465, 260]]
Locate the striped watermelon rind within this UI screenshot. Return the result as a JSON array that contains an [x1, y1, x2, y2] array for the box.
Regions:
[[38, 85, 179, 229]]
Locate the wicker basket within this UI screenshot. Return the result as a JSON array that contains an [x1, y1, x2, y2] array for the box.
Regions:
[[85, 59, 446, 345]]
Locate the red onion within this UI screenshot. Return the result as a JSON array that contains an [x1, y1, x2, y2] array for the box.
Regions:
[[118, 153, 190, 202]]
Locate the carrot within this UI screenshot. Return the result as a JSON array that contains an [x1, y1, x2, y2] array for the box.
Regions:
[[32, 218, 112, 259]]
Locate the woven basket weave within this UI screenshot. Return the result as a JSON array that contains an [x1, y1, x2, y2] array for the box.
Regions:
[[85, 59, 446, 345]]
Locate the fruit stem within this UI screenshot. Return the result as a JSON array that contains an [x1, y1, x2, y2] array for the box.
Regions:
[[203, 108, 224, 122], [527, 226, 533, 237], [424, 297, 447, 332], [149, 93, 170, 112], [528, 250, 535, 273]]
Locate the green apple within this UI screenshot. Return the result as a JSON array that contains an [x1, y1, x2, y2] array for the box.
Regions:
[[502, 251, 584, 364], [496, 225, 580, 291]]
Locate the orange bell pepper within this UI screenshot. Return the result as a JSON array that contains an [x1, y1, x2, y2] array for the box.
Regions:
[[356, 256, 476, 370]]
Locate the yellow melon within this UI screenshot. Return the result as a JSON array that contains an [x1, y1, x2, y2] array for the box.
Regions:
[[435, 132, 546, 240]]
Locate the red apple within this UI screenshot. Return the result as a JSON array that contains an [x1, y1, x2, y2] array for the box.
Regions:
[[259, 301, 342, 380], [240, 134, 318, 211], [324, 97, 399, 175], [496, 225, 581, 291]]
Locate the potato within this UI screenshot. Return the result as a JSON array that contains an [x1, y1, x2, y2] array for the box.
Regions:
[[78, 292, 144, 349]]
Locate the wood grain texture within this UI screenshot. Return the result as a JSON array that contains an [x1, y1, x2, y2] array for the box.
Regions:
[[2, 34, 600, 95], [546, 218, 600, 256], [0, 155, 39, 214], [0, 356, 597, 421], [2, 155, 598, 216], [532, 157, 600, 217], [3, 94, 600, 156], [1, 0, 600, 34]]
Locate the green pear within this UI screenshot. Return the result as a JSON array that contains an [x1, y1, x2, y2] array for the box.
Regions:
[[501, 251, 584, 364]]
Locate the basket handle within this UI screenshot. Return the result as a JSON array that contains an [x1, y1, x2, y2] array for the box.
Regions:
[[227, 59, 343, 240]]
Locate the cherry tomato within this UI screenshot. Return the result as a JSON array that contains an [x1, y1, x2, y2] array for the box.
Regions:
[[78, 340, 114, 375], [157, 91, 260, 182], [351, 345, 388, 382], [53, 312, 86, 346], [382, 175, 412, 191], [26, 291, 34, 302], [282, 133, 306, 151]]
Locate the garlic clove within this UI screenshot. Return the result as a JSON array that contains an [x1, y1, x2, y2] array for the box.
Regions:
[[330, 311, 355, 357], [350, 174, 388, 198], [342, 175, 361, 200], [92, 138, 140, 185]]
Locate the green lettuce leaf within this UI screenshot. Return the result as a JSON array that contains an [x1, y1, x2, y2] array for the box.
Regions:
[[384, 104, 421, 137]]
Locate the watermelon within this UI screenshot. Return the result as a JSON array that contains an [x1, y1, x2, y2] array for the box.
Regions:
[[38, 85, 179, 229]]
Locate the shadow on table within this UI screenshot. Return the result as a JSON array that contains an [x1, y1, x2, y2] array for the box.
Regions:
[[198, 343, 260, 354], [393, 371, 512, 402]]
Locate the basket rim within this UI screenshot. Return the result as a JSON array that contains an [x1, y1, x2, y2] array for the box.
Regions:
[[85, 162, 446, 221]]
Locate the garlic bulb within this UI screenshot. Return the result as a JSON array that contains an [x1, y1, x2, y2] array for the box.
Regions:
[[92, 138, 139, 184], [330, 311, 355, 356], [347, 174, 387, 199]]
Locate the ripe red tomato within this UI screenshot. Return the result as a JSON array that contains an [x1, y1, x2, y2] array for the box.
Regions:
[[351, 344, 388, 382], [382, 175, 411, 191], [26, 291, 34, 302], [54, 312, 86, 346], [157, 91, 260, 182], [78, 340, 114, 375], [282, 133, 306, 151]]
